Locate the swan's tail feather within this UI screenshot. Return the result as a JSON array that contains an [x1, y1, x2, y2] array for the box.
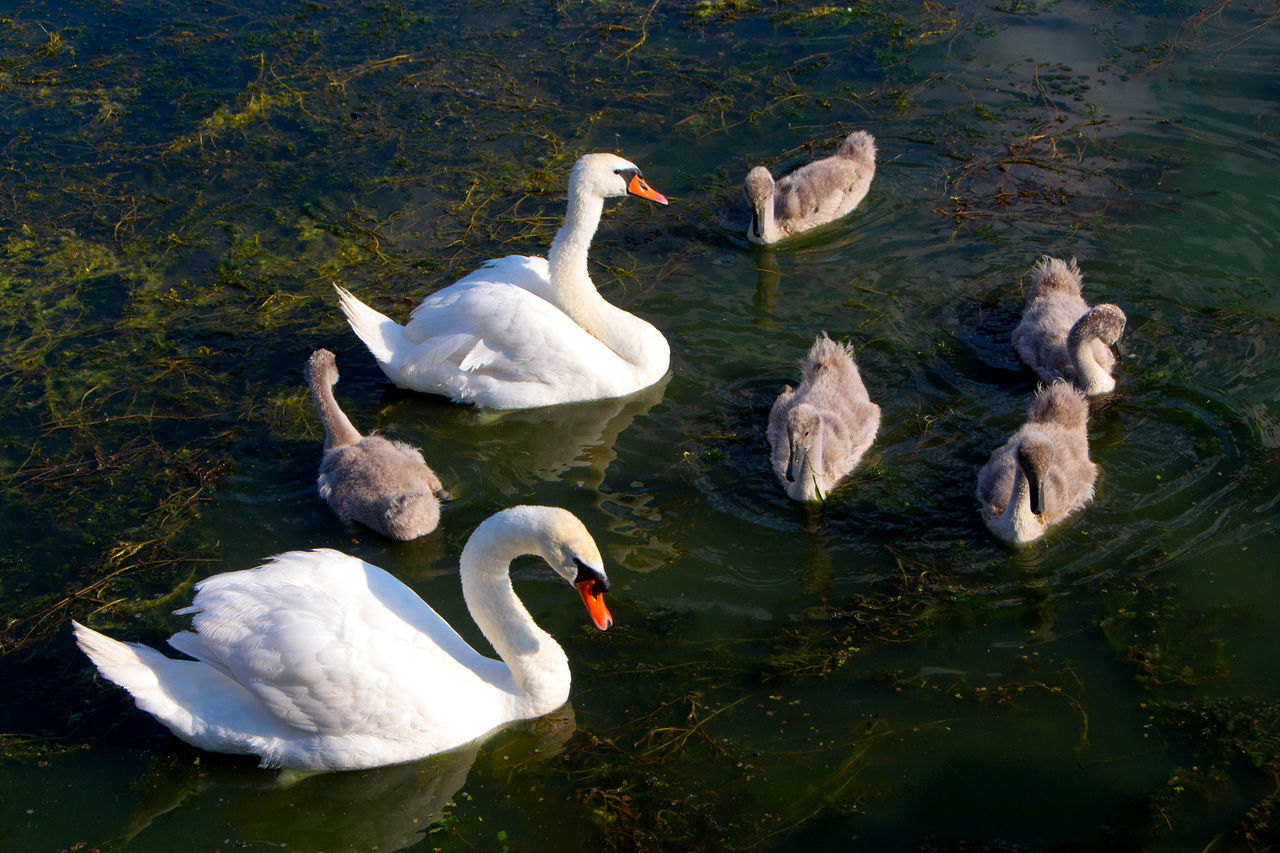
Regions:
[[1029, 256, 1084, 299], [334, 284, 406, 369], [73, 620, 166, 696], [837, 130, 877, 167], [74, 621, 291, 765], [801, 332, 856, 382], [1028, 380, 1089, 429]]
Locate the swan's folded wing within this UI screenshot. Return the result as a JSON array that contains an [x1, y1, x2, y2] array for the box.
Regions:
[[469, 255, 554, 300], [170, 549, 506, 737], [1040, 428, 1098, 521], [766, 387, 795, 478], [401, 280, 621, 384], [458, 338, 504, 373], [774, 159, 865, 223], [842, 399, 881, 456], [976, 440, 1017, 516], [399, 333, 477, 370], [405, 256, 552, 333]]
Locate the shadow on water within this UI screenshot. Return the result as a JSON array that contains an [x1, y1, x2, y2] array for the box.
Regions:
[[107, 704, 578, 852]]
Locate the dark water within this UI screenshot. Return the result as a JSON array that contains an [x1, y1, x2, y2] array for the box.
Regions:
[[1, 1, 1278, 850]]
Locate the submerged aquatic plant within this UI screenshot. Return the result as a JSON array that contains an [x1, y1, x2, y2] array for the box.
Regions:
[[1149, 698, 1280, 848]]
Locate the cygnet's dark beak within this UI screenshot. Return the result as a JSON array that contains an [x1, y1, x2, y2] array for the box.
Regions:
[[1028, 472, 1046, 517]]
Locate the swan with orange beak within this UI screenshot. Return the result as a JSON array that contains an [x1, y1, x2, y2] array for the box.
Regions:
[[73, 506, 616, 771], [336, 153, 672, 409]]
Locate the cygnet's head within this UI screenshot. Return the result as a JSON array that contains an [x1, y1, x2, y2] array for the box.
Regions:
[[305, 347, 339, 388], [743, 166, 775, 211], [1079, 303, 1126, 345], [784, 403, 823, 482], [382, 492, 442, 541]]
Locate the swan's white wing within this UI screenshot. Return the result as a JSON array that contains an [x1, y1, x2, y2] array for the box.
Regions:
[[463, 255, 555, 300], [403, 282, 616, 376], [394, 263, 630, 407], [170, 549, 510, 738]]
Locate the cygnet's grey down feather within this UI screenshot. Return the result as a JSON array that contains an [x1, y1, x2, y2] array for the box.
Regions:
[[976, 380, 1097, 544], [305, 349, 447, 540], [767, 333, 881, 502], [1011, 256, 1126, 395], [744, 129, 877, 244]]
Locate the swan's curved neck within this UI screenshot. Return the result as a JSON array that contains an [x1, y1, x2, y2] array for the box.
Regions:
[[1069, 335, 1114, 395], [1070, 340, 1111, 394], [547, 191, 604, 295], [996, 466, 1044, 544], [308, 372, 362, 450], [545, 186, 666, 370], [459, 525, 570, 717]]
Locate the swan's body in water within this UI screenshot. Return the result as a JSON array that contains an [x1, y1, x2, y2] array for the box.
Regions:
[[1012, 256, 1126, 395], [305, 348, 446, 540], [72, 506, 613, 771], [336, 153, 670, 410], [977, 381, 1098, 544], [744, 129, 876, 244], [767, 334, 880, 502]]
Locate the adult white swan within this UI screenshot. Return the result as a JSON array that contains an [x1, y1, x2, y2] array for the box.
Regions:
[[335, 153, 670, 409], [72, 506, 613, 771]]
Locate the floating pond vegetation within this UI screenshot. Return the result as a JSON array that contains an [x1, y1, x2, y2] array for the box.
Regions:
[[1150, 697, 1280, 848]]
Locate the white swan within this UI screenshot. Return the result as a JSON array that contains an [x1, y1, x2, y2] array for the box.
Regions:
[[976, 381, 1098, 544], [72, 506, 613, 771], [335, 153, 670, 410], [744, 129, 876, 244], [306, 348, 447, 540], [1012, 256, 1126, 396]]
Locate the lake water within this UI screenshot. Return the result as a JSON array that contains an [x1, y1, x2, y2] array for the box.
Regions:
[[2, 1, 1278, 850]]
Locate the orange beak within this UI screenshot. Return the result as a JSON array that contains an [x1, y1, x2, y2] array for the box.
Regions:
[[576, 580, 613, 631], [627, 173, 668, 205]]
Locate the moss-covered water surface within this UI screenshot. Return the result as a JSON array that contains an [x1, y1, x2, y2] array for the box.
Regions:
[[2, 0, 1278, 849]]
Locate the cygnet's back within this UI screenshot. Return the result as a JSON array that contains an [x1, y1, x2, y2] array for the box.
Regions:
[[977, 380, 1097, 543], [745, 129, 877, 244], [767, 333, 881, 502], [1012, 256, 1126, 395], [305, 349, 446, 540]]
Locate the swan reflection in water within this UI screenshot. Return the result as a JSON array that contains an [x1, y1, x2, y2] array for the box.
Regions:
[[114, 704, 578, 853], [384, 372, 670, 495]]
